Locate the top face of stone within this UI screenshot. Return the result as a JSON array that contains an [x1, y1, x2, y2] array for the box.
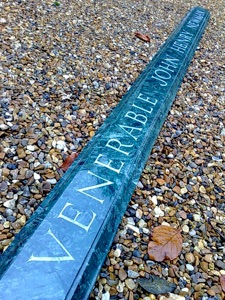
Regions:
[[0, 7, 210, 300]]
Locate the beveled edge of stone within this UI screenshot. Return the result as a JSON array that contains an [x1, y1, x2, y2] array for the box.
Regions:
[[0, 6, 210, 298]]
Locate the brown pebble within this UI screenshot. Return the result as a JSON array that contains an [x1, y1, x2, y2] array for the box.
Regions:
[[17, 148, 26, 158], [12, 222, 22, 230], [124, 260, 133, 266], [204, 254, 213, 263], [118, 268, 127, 281], [194, 283, 205, 292], [132, 257, 142, 264], [194, 292, 203, 299], [128, 265, 138, 272], [168, 267, 176, 277], [179, 210, 187, 219], [210, 285, 222, 294], [207, 288, 216, 296], [0, 234, 7, 241], [185, 253, 195, 264], [125, 278, 136, 290], [200, 261, 208, 272], [2, 239, 12, 246], [129, 291, 134, 300]]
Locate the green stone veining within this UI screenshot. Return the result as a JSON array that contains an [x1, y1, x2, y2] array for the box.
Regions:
[[0, 7, 210, 300]]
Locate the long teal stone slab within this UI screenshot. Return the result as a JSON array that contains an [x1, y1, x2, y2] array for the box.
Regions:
[[0, 7, 209, 300]]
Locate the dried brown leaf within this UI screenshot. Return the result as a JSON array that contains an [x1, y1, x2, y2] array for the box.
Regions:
[[134, 32, 150, 42], [220, 274, 225, 292], [60, 152, 78, 171], [148, 225, 183, 262]]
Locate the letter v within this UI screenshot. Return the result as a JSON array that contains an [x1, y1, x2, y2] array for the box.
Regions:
[[27, 229, 74, 262]]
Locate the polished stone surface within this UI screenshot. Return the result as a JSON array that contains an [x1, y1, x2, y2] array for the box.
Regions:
[[0, 7, 209, 300]]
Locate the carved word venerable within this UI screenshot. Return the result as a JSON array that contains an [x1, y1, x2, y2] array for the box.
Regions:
[[0, 7, 210, 300]]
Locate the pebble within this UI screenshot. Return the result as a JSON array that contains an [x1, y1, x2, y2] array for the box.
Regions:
[[189, 229, 197, 236], [1, 1, 225, 300], [186, 264, 195, 271], [185, 253, 195, 264], [136, 209, 143, 219], [3, 200, 15, 209], [215, 260, 225, 269], [102, 291, 110, 300], [125, 279, 136, 290], [127, 270, 139, 279], [116, 281, 124, 293], [182, 225, 189, 233], [0, 181, 8, 191], [114, 248, 121, 258], [152, 206, 164, 217], [118, 268, 127, 281], [159, 294, 185, 300], [193, 214, 201, 222], [137, 181, 144, 189], [150, 195, 158, 205], [138, 219, 147, 228]]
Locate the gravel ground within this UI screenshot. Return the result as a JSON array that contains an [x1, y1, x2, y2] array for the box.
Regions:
[[0, 0, 225, 299]]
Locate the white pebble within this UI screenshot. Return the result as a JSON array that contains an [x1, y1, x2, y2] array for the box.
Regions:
[[126, 224, 140, 234], [102, 291, 110, 300], [182, 225, 189, 233], [142, 228, 150, 234], [189, 229, 196, 236], [56, 140, 66, 150], [186, 264, 194, 271], [46, 178, 57, 184], [3, 199, 15, 209], [131, 204, 138, 210], [137, 181, 143, 188], [150, 195, 158, 205], [138, 219, 147, 228], [116, 281, 124, 293], [34, 172, 41, 180], [160, 293, 185, 300], [193, 214, 201, 222], [152, 206, 164, 217], [27, 145, 35, 151], [221, 128, 225, 136], [0, 18, 7, 23], [127, 217, 135, 225], [0, 124, 8, 130], [136, 209, 143, 219], [114, 248, 121, 258]]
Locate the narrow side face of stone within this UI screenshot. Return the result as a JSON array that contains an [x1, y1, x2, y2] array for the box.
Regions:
[[0, 7, 210, 300]]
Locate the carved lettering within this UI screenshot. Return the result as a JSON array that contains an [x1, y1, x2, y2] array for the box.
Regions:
[[132, 104, 153, 115], [28, 229, 75, 262], [94, 154, 124, 174], [164, 54, 180, 66], [179, 32, 193, 41], [125, 111, 147, 125], [187, 10, 205, 29], [155, 68, 172, 80], [119, 124, 142, 140], [58, 202, 96, 232], [77, 171, 114, 204], [170, 40, 188, 54], [152, 75, 167, 86], [106, 139, 133, 156], [169, 29, 194, 54], [137, 93, 158, 105], [158, 55, 179, 72]]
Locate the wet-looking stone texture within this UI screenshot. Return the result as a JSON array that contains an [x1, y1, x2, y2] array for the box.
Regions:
[[0, 7, 210, 300]]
